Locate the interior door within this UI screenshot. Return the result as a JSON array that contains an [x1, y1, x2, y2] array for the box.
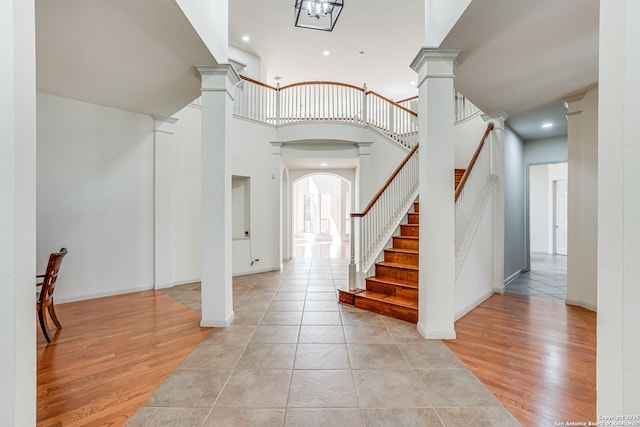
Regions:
[[554, 179, 568, 255]]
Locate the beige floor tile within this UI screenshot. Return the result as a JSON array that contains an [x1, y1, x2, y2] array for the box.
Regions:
[[288, 370, 358, 408], [203, 325, 256, 344], [341, 311, 385, 327], [307, 286, 337, 293], [285, 408, 364, 426], [344, 325, 394, 344], [298, 326, 346, 343], [236, 343, 296, 369], [303, 300, 341, 312], [361, 408, 444, 427], [353, 370, 430, 408], [251, 325, 300, 343], [305, 292, 337, 301], [269, 300, 306, 312], [127, 407, 209, 426], [203, 408, 285, 426], [416, 368, 502, 407], [273, 292, 307, 301], [294, 344, 351, 369], [232, 311, 265, 325], [301, 311, 342, 325], [397, 342, 464, 369], [215, 369, 292, 408], [347, 344, 409, 370], [435, 407, 522, 427], [144, 368, 231, 408], [261, 311, 303, 325], [179, 343, 246, 370]]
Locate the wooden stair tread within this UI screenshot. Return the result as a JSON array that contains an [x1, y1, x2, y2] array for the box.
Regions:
[[384, 248, 418, 255], [357, 291, 417, 309], [394, 235, 418, 240], [376, 261, 419, 271], [367, 276, 418, 289]]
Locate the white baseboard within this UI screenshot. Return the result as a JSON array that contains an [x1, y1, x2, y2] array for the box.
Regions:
[[503, 268, 525, 285], [56, 284, 154, 304], [455, 290, 494, 320], [154, 278, 201, 290], [233, 266, 280, 276], [565, 298, 597, 312], [201, 311, 235, 327], [417, 323, 457, 340]]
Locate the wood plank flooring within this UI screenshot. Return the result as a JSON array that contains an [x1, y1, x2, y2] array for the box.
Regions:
[[36, 290, 210, 426], [444, 293, 596, 427]]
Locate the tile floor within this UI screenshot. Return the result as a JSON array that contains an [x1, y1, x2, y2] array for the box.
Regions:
[[128, 258, 520, 427], [504, 253, 567, 301]]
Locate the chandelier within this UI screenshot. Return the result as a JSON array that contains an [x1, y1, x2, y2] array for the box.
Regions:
[[294, 0, 344, 31]]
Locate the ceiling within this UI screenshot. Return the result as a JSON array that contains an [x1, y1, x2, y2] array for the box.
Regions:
[[230, 0, 599, 141], [36, 0, 217, 117], [35, 0, 599, 140]]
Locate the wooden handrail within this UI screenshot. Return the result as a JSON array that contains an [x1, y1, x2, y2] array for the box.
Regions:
[[366, 91, 418, 117], [351, 143, 419, 218], [396, 95, 418, 104], [279, 81, 364, 91], [239, 75, 278, 90], [454, 122, 495, 201]]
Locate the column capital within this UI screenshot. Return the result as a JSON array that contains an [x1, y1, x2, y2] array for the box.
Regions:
[[481, 112, 509, 131], [196, 64, 241, 98], [357, 142, 373, 156], [410, 48, 460, 88], [152, 116, 179, 135]]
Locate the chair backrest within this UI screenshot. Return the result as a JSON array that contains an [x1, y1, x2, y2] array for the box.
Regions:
[[40, 248, 68, 305]]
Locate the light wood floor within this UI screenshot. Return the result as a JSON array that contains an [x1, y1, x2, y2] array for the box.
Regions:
[[36, 290, 210, 426], [445, 293, 596, 426], [36, 290, 596, 426]]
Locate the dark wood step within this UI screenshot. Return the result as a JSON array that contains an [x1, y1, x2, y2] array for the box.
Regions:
[[355, 291, 417, 323], [365, 276, 418, 301], [383, 248, 418, 266], [375, 262, 419, 284], [393, 236, 419, 251], [400, 224, 419, 237], [407, 212, 419, 224], [413, 202, 419, 213]]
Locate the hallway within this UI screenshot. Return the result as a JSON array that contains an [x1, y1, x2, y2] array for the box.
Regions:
[[504, 253, 567, 301], [132, 258, 518, 426]]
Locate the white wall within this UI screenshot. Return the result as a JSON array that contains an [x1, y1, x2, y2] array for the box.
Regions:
[[454, 113, 489, 169], [231, 118, 279, 275], [455, 190, 494, 318], [597, 0, 640, 415], [175, 0, 228, 62], [172, 103, 202, 284], [424, 0, 473, 46], [1, 0, 37, 423], [566, 86, 598, 311], [228, 45, 263, 81], [36, 93, 155, 302], [503, 125, 526, 281], [529, 164, 550, 253], [524, 135, 568, 165]]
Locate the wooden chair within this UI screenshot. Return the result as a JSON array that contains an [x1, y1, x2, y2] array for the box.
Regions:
[[36, 248, 68, 342]]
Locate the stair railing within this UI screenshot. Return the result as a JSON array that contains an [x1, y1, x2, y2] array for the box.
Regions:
[[454, 123, 496, 277], [366, 91, 418, 149], [279, 81, 365, 124], [234, 76, 279, 124], [348, 144, 420, 290]]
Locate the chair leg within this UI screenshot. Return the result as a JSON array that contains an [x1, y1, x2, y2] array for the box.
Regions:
[[38, 309, 52, 343], [48, 302, 62, 329]]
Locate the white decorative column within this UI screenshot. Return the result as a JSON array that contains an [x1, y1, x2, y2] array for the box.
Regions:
[[597, 0, 640, 415], [565, 88, 598, 311], [0, 0, 36, 424], [197, 64, 240, 327], [410, 48, 459, 339], [482, 112, 508, 292], [153, 116, 178, 289]]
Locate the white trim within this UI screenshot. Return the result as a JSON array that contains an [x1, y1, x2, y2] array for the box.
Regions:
[[504, 268, 525, 285], [154, 278, 201, 290], [455, 290, 494, 320], [201, 311, 235, 328], [565, 298, 597, 312], [55, 285, 154, 304], [417, 322, 457, 340], [232, 266, 281, 277]]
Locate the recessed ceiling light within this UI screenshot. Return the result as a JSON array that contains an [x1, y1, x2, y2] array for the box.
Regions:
[[410, 81, 416, 86], [241, 35, 250, 42], [320, 162, 328, 166], [322, 50, 330, 56], [542, 123, 553, 128], [274, 76, 282, 81], [358, 51, 365, 56]]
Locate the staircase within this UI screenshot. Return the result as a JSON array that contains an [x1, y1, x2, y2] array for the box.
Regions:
[[338, 201, 420, 323], [339, 170, 465, 324]]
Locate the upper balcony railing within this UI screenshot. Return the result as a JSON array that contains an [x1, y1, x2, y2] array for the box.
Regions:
[[234, 76, 482, 149]]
